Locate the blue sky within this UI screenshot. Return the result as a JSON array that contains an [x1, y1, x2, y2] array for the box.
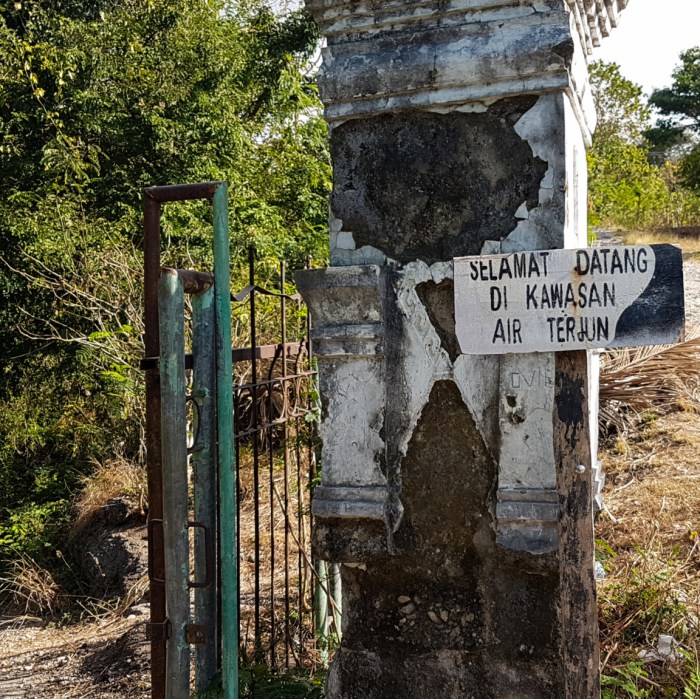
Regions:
[[592, 0, 700, 96]]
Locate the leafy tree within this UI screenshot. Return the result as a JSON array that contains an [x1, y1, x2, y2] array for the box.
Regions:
[[649, 47, 700, 189], [588, 61, 660, 226], [680, 144, 700, 193], [650, 47, 700, 130], [589, 60, 651, 145], [0, 0, 330, 575], [587, 60, 700, 227]]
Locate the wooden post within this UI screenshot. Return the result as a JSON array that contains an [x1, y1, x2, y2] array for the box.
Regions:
[[555, 351, 601, 697]]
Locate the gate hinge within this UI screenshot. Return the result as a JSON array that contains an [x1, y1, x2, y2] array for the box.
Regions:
[[186, 624, 207, 644], [146, 620, 171, 642]]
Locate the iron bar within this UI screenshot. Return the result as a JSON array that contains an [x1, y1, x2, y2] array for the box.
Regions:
[[145, 181, 220, 203], [281, 260, 291, 668], [267, 357, 276, 667], [248, 245, 262, 662], [306, 255, 316, 651], [233, 414, 317, 440], [234, 384, 242, 662], [234, 371, 315, 395], [143, 193, 167, 699], [295, 414, 304, 664], [174, 269, 214, 294], [140, 340, 308, 371]]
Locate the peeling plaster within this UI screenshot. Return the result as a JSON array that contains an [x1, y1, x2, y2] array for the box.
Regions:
[[394, 261, 453, 459], [503, 94, 566, 252], [393, 261, 500, 461], [515, 201, 529, 219], [329, 101, 546, 266]]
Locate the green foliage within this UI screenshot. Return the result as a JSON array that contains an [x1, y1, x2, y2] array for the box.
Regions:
[[588, 60, 700, 228], [0, 0, 330, 584], [590, 60, 651, 144], [0, 500, 71, 562], [239, 665, 325, 699], [681, 145, 700, 192], [588, 137, 670, 228], [599, 535, 699, 698], [602, 660, 652, 698], [680, 649, 700, 699], [192, 667, 325, 699], [650, 48, 700, 132], [649, 48, 700, 191]]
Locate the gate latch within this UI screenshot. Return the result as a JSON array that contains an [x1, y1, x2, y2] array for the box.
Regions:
[[186, 624, 206, 644]]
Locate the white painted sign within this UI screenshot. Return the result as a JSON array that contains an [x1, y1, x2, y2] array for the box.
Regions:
[[454, 245, 684, 355]]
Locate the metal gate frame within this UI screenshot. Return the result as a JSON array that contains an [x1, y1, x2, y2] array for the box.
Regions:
[[143, 182, 237, 699], [142, 182, 337, 698]]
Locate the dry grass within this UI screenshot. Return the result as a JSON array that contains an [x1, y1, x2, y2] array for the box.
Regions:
[[0, 553, 65, 617], [72, 455, 147, 538], [599, 326, 700, 435], [621, 228, 700, 256], [597, 413, 700, 696], [597, 316, 700, 695], [110, 573, 149, 619]]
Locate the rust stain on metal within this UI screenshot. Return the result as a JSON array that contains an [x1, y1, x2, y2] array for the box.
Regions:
[[186, 624, 207, 645]]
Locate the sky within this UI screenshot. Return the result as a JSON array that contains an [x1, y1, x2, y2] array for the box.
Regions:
[[592, 0, 700, 97]]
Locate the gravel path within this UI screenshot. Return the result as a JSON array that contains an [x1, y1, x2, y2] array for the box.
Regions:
[[684, 258, 700, 330]]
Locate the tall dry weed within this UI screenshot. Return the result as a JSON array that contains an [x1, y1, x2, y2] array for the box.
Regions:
[[600, 326, 700, 434], [0, 553, 64, 617], [72, 455, 147, 538]]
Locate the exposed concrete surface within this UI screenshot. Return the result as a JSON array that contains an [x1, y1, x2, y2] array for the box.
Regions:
[[300, 0, 612, 694], [330, 102, 546, 266]]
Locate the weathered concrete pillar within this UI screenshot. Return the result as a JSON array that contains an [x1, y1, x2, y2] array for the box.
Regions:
[[297, 2, 629, 696]]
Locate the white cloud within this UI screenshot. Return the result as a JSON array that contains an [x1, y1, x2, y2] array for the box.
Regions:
[[592, 0, 700, 95]]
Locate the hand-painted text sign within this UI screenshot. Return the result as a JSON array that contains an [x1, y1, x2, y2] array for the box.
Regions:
[[454, 245, 684, 354]]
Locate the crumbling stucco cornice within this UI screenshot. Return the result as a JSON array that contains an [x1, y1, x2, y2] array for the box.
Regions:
[[567, 0, 629, 54], [306, 0, 628, 52], [305, 0, 628, 131]]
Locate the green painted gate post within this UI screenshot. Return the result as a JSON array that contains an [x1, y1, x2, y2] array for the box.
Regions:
[[192, 286, 218, 690], [212, 183, 238, 699], [158, 269, 190, 699]]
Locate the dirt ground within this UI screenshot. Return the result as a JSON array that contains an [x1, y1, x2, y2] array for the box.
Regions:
[[1, 242, 698, 698], [0, 607, 150, 698]]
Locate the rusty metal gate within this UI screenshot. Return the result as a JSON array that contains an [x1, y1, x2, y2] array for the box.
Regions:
[[141, 183, 336, 699]]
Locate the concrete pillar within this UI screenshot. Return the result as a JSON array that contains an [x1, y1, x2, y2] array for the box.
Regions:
[[297, 2, 629, 696]]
